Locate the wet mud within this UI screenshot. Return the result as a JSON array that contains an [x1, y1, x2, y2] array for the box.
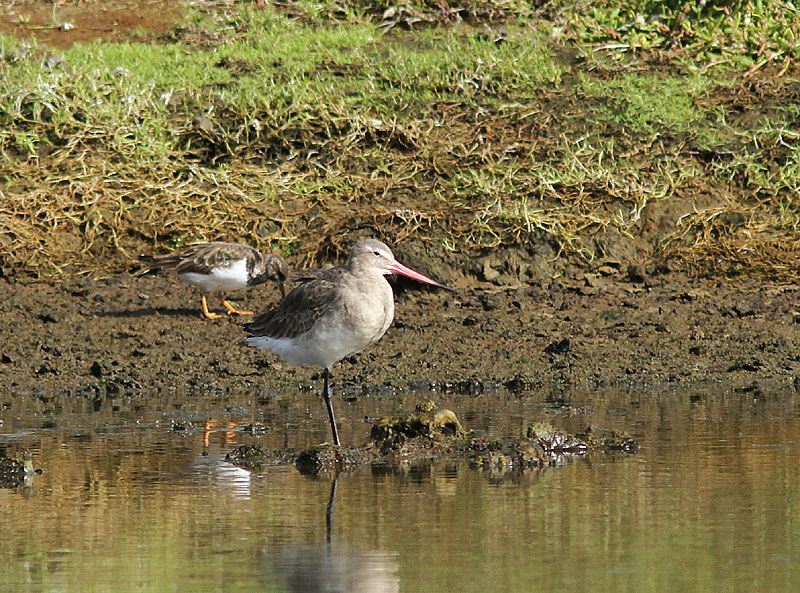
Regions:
[[2, 267, 799, 404], [0, 0, 179, 49]]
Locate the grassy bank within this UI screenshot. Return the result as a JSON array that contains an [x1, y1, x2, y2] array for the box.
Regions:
[[1, 0, 799, 280]]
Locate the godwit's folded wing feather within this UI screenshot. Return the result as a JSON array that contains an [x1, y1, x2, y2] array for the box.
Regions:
[[244, 268, 345, 339]]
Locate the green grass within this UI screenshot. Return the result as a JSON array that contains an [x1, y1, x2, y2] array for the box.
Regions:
[[554, 0, 800, 73], [1, 1, 800, 280], [578, 72, 709, 136]]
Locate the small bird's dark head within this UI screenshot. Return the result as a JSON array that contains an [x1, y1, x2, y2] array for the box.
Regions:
[[273, 256, 290, 296], [251, 254, 290, 296]]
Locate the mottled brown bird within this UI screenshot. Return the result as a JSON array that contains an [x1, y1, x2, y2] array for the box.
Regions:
[[138, 242, 289, 320]]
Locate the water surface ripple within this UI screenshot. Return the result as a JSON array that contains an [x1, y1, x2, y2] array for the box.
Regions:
[[1, 387, 798, 592]]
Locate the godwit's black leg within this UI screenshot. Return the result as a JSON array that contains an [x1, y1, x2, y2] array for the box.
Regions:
[[326, 476, 338, 545], [322, 367, 341, 446]]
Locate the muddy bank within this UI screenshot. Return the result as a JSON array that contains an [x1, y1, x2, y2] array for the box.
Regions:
[[2, 265, 799, 401]]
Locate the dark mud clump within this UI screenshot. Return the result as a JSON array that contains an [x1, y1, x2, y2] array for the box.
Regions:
[[225, 443, 296, 472], [226, 403, 638, 477]]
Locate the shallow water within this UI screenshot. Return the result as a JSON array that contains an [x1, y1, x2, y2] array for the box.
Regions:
[[2, 386, 799, 592]]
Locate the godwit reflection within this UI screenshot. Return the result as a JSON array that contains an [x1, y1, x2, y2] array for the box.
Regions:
[[264, 476, 399, 593]]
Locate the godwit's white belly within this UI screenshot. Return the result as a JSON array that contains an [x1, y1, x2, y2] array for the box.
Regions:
[[246, 301, 393, 369], [178, 259, 249, 293]]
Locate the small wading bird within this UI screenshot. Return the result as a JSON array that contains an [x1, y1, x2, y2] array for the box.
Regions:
[[244, 239, 456, 446], [138, 242, 289, 320]]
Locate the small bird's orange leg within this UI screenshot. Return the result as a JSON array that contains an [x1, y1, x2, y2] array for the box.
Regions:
[[203, 419, 239, 447], [201, 295, 224, 320], [221, 297, 253, 316]]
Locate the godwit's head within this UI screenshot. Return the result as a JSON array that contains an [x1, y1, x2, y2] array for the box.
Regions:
[[348, 239, 456, 292]]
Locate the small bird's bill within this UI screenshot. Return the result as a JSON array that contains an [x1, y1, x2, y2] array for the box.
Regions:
[[389, 262, 458, 293]]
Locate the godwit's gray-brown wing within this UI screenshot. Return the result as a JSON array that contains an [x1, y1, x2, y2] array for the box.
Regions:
[[244, 268, 347, 340]]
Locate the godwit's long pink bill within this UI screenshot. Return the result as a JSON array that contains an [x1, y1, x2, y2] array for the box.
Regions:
[[244, 239, 456, 446]]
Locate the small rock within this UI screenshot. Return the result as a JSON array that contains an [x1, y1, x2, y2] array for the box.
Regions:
[[544, 338, 570, 355], [243, 422, 269, 435], [596, 265, 618, 276], [627, 264, 646, 283], [45, 55, 66, 68], [478, 293, 501, 311], [0, 450, 35, 488], [733, 303, 759, 318], [481, 260, 500, 282], [583, 273, 605, 288], [728, 359, 763, 372], [171, 421, 196, 432], [35, 364, 59, 376], [89, 361, 105, 378], [504, 375, 537, 392]]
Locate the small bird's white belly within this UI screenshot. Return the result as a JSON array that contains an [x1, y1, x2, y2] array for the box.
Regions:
[[178, 259, 249, 293]]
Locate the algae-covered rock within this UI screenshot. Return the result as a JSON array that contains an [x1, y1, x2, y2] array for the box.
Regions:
[[225, 444, 293, 472], [0, 450, 35, 489], [223, 402, 639, 479], [527, 422, 588, 453], [370, 404, 465, 453], [295, 403, 468, 473], [467, 421, 639, 478]]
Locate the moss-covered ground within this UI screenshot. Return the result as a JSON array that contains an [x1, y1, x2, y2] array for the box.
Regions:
[[1, 0, 799, 282]]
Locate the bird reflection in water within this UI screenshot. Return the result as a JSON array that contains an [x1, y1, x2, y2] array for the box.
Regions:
[[262, 478, 400, 593]]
